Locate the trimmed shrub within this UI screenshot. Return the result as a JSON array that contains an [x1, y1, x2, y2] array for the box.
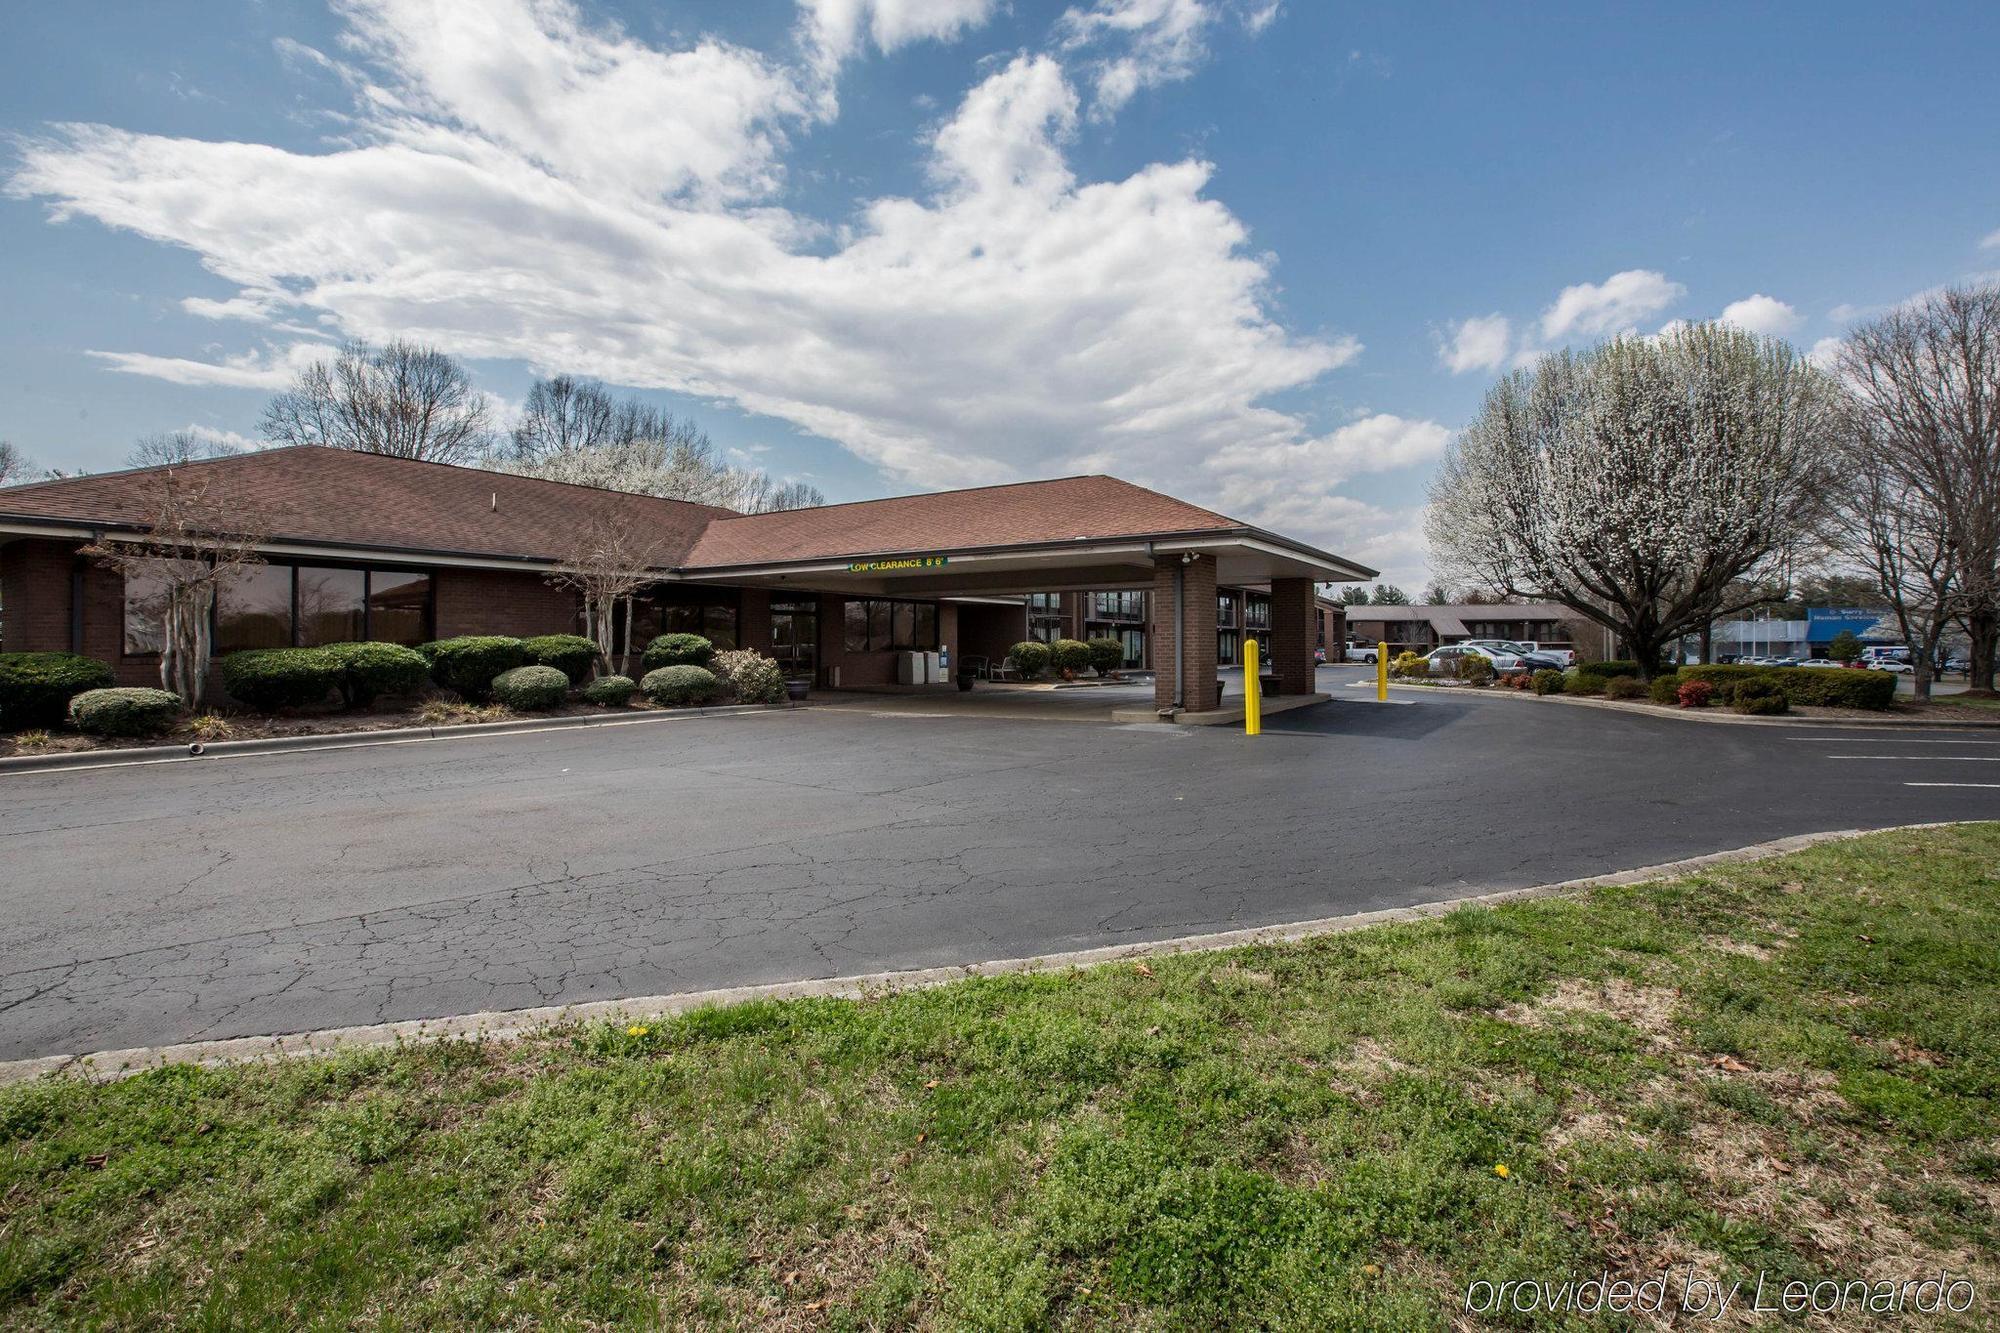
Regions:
[[1048, 638, 1092, 676], [1563, 672, 1604, 697], [1084, 636, 1126, 676], [1390, 650, 1429, 679], [490, 664, 569, 710], [1456, 652, 1495, 685], [1604, 675, 1646, 700], [420, 636, 528, 701], [712, 649, 786, 704], [1531, 668, 1565, 696], [1677, 680, 1714, 708], [641, 633, 716, 671], [642, 665, 718, 707], [0, 652, 115, 728], [221, 648, 341, 711], [69, 687, 181, 737], [1679, 663, 1896, 711], [1575, 659, 1644, 685], [583, 674, 637, 707], [1732, 677, 1789, 716], [522, 634, 600, 685], [1008, 640, 1051, 679], [319, 642, 429, 707], [1647, 671, 1683, 704]]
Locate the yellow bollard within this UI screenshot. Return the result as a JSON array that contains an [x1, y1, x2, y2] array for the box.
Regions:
[[1244, 637, 1262, 735], [1376, 641, 1389, 701]]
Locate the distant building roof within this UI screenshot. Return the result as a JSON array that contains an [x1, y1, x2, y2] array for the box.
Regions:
[[1340, 602, 1579, 640]]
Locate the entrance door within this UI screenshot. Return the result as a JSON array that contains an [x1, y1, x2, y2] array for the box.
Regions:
[[771, 599, 818, 677]]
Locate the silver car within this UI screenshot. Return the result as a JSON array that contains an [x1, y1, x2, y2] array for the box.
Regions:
[[1424, 644, 1529, 677]]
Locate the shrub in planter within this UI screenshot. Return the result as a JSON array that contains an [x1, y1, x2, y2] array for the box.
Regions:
[[490, 664, 570, 710], [1677, 680, 1714, 708], [0, 651, 115, 728], [1563, 672, 1604, 696], [1008, 640, 1051, 680], [1777, 668, 1897, 711], [642, 664, 719, 707], [522, 634, 600, 685], [1732, 678, 1789, 716], [1576, 659, 1644, 685], [712, 649, 786, 704], [583, 674, 637, 707], [1532, 668, 1565, 696], [319, 642, 430, 707], [641, 633, 715, 671], [1603, 675, 1646, 700], [1647, 671, 1683, 704], [69, 687, 182, 737], [420, 636, 528, 700], [1456, 653, 1496, 686], [1048, 638, 1092, 678], [221, 647, 341, 711], [1084, 637, 1125, 676], [1390, 650, 1429, 679]]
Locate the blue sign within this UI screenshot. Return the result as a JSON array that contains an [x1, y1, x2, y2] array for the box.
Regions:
[[1806, 608, 1898, 641]]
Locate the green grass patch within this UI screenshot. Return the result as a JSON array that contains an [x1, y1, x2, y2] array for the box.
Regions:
[[4, 826, 1999, 1328]]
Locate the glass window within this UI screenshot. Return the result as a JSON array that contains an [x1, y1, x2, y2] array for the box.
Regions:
[[1217, 630, 1238, 665], [913, 602, 936, 650], [1245, 596, 1270, 629], [891, 602, 915, 649], [844, 599, 869, 653], [367, 570, 431, 646], [868, 600, 892, 650], [216, 564, 294, 654], [296, 566, 366, 646], [1217, 594, 1237, 626], [843, 599, 940, 651], [122, 561, 173, 655]]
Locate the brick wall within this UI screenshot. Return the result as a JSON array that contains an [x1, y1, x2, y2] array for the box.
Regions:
[[1152, 554, 1218, 712], [1269, 577, 1315, 695], [433, 568, 580, 639], [0, 538, 78, 656]]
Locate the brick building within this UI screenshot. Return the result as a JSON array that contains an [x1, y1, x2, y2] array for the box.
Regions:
[[0, 447, 1373, 716]]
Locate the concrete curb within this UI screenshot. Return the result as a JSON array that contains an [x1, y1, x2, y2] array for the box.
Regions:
[[2, 822, 1970, 1088], [0, 703, 786, 776], [1356, 680, 2000, 729]]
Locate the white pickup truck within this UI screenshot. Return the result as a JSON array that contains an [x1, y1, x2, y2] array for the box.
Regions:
[[1343, 641, 1379, 664]]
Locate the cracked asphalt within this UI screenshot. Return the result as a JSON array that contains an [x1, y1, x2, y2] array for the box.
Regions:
[[1, 686, 1994, 1061]]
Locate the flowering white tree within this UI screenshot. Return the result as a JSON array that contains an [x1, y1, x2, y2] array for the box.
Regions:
[[1427, 323, 1841, 678], [545, 515, 671, 677]]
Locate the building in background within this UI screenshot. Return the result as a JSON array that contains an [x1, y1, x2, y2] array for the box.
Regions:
[[1341, 603, 1609, 659]]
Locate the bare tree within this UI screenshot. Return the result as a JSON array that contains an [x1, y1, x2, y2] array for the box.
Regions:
[[545, 514, 672, 677], [1835, 285, 2000, 695], [126, 430, 244, 469], [1833, 425, 1961, 700], [1428, 323, 1841, 678], [0, 441, 27, 486], [494, 377, 824, 511], [80, 467, 271, 706], [261, 340, 493, 464]]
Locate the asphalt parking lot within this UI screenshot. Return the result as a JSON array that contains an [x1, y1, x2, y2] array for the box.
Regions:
[[1, 684, 1994, 1062]]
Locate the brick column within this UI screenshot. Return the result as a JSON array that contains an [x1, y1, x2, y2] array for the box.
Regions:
[[1151, 554, 1218, 713], [737, 588, 772, 654], [1270, 577, 1316, 696]]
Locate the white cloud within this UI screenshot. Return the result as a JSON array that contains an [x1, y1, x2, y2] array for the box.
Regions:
[[1437, 313, 1511, 375], [1981, 227, 2000, 251], [1807, 336, 1844, 371], [85, 342, 338, 389], [9, 7, 1384, 557], [1056, 0, 1274, 117], [800, 0, 999, 73], [1539, 269, 1684, 341], [1717, 292, 1802, 337]]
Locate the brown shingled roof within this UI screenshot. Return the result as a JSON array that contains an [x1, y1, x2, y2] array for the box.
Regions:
[[0, 446, 733, 566], [682, 474, 1244, 569]]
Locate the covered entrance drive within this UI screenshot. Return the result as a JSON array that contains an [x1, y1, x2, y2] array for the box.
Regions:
[[679, 489, 1374, 718]]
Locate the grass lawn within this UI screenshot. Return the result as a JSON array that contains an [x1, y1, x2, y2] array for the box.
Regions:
[[4, 827, 1998, 1329]]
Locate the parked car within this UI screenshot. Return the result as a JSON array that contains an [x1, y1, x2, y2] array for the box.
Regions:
[[1313, 646, 1327, 664], [1344, 642, 1379, 664], [1459, 638, 1569, 672], [1523, 643, 1576, 667], [1871, 660, 1915, 675], [1424, 644, 1531, 677], [1799, 658, 1846, 669]]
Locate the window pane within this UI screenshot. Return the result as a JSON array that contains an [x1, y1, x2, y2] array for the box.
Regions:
[[367, 570, 431, 646], [913, 602, 936, 650], [868, 600, 891, 651], [216, 564, 293, 653], [122, 561, 172, 655], [845, 600, 869, 652], [891, 602, 915, 650], [296, 567, 366, 646], [704, 605, 737, 651]]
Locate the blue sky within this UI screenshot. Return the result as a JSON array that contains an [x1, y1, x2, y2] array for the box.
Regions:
[[4, 0, 1997, 585]]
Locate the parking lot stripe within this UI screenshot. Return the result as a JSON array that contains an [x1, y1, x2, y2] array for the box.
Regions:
[[1786, 736, 2000, 745], [1826, 755, 2000, 761], [1904, 782, 2000, 789]]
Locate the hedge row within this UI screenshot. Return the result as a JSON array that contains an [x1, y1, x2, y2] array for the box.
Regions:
[[0, 652, 116, 728], [1678, 663, 1896, 711]]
